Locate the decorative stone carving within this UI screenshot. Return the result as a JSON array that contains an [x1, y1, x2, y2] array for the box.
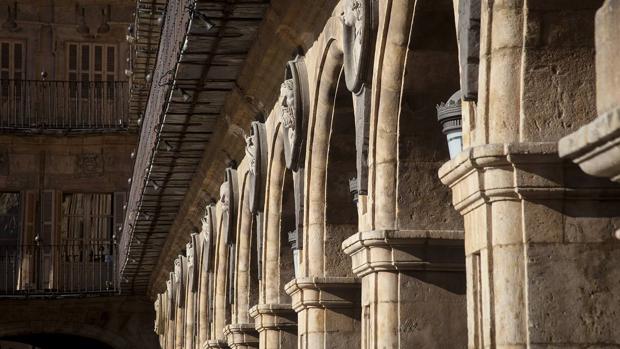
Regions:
[[187, 234, 198, 293], [220, 167, 239, 245], [279, 56, 310, 171], [342, 0, 370, 93], [201, 205, 217, 273], [76, 153, 102, 175], [246, 121, 268, 214], [166, 272, 175, 320], [174, 256, 186, 307], [457, 0, 481, 101], [154, 294, 162, 335]]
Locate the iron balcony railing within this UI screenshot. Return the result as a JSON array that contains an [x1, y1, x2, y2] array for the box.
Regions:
[[0, 241, 118, 296], [0, 79, 129, 130]]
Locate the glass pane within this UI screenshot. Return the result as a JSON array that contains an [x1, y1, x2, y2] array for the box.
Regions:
[[69, 44, 77, 71], [95, 46, 102, 71], [81, 45, 89, 71], [1, 43, 8, 69], [106, 46, 115, 72], [0, 193, 21, 242], [13, 43, 22, 70]]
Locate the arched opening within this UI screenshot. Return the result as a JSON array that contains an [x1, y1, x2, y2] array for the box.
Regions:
[[324, 69, 358, 277], [0, 334, 114, 349], [279, 169, 296, 297]]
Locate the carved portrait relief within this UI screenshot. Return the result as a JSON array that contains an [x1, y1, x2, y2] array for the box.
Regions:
[[166, 272, 175, 319], [201, 205, 216, 274], [174, 256, 185, 307], [342, 0, 371, 93], [279, 56, 310, 171], [187, 235, 198, 293], [220, 168, 239, 245], [246, 122, 267, 213], [154, 295, 161, 334]]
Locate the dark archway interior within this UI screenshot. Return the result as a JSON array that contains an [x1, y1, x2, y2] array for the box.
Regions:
[[1, 334, 113, 349], [324, 69, 357, 277], [278, 169, 295, 301]]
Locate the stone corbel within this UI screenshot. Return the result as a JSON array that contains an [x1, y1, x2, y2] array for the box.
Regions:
[[249, 303, 297, 333], [559, 107, 620, 182], [342, 230, 465, 277], [223, 323, 259, 349], [284, 277, 361, 312]]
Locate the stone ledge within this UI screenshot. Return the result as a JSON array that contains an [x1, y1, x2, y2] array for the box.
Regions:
[[559, 107, 620, 181], [439, 142, 620, 214], [248, 303, 297, 332], [341, 230, 465, 277], [205, 339, 230, 349], [284, 277, 360, 312], [223, 323, 259, 348]]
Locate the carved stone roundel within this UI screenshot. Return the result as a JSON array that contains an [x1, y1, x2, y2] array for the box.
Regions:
[[220, 168, 239, 244], [246, 121, 267, 213], [342, 0, 370, 93], [201, 205, 216, 273], [279, 56, 309, 171]]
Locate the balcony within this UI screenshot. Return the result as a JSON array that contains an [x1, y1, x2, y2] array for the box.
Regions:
[[0, 241, 118, 297], [0, 79, 129, 131]]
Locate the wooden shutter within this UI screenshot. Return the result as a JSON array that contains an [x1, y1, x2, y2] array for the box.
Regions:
[[40, 190, 60, 289], [17, 190, 37, 290]]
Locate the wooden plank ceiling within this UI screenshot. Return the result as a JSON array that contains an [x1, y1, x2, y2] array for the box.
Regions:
[[119, 0, 268, 294]]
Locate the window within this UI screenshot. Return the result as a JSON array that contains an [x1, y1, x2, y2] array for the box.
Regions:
[[0, 192, 20, 245], [67, 43, 116, 97], [60, 193, 113, 262], [0, 40, 25, 97]]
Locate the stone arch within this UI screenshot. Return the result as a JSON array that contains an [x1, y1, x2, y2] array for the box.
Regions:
[[197, 205, 217, 346], [0, 323, 128, 349]]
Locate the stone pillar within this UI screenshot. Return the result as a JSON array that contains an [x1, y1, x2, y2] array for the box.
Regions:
[[223, 324, 259, 349], [439, 143, 620, 348], [249, 304, 297, 349], [285, 277, 361, 349], [342, 230, 466, 348]]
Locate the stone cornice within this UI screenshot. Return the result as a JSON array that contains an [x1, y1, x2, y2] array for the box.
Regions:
[[438, 142, 620, 214], [284, 277, 361, 312], [223, 323, 259, 348], [248, 303, 297, 332], [205, 339, 229, 349], [341, 230, 465, 277], [559, 107, 620, 182]]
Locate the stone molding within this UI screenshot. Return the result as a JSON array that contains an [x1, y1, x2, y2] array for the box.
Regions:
[[248, 303, 297, 332], [342, 230, 465, 277], [205, 339, 230, 349], [438, 142, 620, 215], [223, 323, 259, 348], [559, 107, 620, 182], [284, 277, 361, 312]]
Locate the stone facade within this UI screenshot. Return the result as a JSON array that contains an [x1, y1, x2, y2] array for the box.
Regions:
[[145, 0, 620, 348]]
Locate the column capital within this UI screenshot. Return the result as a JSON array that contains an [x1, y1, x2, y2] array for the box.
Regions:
[[248, 303, 297, 332], [205, 339, 229, 349], [223, 323, 258, 348], [284, 276, 360, 312], [342, 230, 465, 277], [439, 142, 620, 215]]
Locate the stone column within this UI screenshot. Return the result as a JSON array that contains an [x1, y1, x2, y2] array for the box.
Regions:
[[342, 230, 466, 348], [439, 143, 620, 348], [285, 277, 361, 349], [249, 304, 297, 349]]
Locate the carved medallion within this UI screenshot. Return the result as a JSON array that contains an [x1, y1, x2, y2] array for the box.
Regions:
[[187, 234, 198, 293], [220, 168, 239, 245], [174, 256, 186, 307], [246, 122, 268, 213], [201, 205, 217, 273], [279, 56, 310, 171], [342, 0, 371, 93], [166, 272, 175, 319]]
